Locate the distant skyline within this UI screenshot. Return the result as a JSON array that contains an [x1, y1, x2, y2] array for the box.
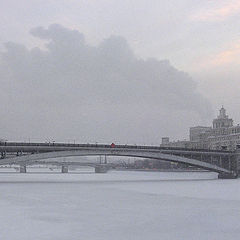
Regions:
[[1, 0, 240, 143]]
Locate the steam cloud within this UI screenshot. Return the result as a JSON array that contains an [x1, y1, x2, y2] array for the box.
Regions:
[[0, 24, 212, 143]]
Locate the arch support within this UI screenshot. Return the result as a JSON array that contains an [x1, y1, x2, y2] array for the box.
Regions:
[[0, 148, 232, 175]]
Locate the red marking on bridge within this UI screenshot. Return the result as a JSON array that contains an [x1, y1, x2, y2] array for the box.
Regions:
[[111, 143, 115, 148]]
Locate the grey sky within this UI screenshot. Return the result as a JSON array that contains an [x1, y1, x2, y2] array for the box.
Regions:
[[1, 0, 240, 143]]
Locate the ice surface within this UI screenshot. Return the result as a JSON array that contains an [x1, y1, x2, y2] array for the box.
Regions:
[[0, 170, 239, 240]]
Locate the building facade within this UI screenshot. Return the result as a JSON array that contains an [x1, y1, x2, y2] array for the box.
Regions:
[[161, 107, 240, 150]]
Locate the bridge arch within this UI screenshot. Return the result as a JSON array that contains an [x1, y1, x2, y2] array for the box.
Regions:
[[0, 148, 231, 174]]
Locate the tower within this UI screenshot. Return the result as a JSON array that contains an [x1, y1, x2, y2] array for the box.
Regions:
[[212, 106, 233, 129]]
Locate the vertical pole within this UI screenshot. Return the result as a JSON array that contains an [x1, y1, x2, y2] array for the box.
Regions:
[[210, 155, 213, 165]]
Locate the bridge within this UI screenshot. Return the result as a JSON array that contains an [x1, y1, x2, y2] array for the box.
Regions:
[[0, 142, 239, 178]]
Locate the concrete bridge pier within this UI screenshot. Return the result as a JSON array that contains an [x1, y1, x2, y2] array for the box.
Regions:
[[218, 172, 238, 179], [234, 149, 240, 176], [61, 166, 68, 173], [218, 152, 239, 179], [20, 165, 27, 173], [95, 165, 108, 173]]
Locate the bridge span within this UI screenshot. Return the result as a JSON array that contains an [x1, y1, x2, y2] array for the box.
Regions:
[[0, 142, 239, 178]]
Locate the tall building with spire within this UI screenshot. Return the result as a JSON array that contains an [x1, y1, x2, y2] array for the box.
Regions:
[[212, 106, 233, 129], [161, 106, 240, 150]]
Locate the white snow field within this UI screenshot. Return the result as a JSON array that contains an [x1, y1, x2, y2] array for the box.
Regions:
[[0, 170, 239, 240]]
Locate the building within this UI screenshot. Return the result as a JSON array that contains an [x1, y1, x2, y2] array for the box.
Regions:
[[161, 106, 240, 150]]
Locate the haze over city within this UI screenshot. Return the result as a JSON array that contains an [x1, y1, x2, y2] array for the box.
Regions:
[[1, 1, 240, 144]]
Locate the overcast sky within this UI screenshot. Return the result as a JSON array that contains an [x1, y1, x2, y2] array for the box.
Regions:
[[1, 0, 240, 144]]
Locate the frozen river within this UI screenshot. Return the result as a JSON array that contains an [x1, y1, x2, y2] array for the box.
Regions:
[[0, 170, 239, 240]]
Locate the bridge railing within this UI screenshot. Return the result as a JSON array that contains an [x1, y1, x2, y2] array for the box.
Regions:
[[0, 141, 233, 153]]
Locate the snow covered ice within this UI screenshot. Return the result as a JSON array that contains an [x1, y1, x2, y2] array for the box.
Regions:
[[0, 169, 239, 240]]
